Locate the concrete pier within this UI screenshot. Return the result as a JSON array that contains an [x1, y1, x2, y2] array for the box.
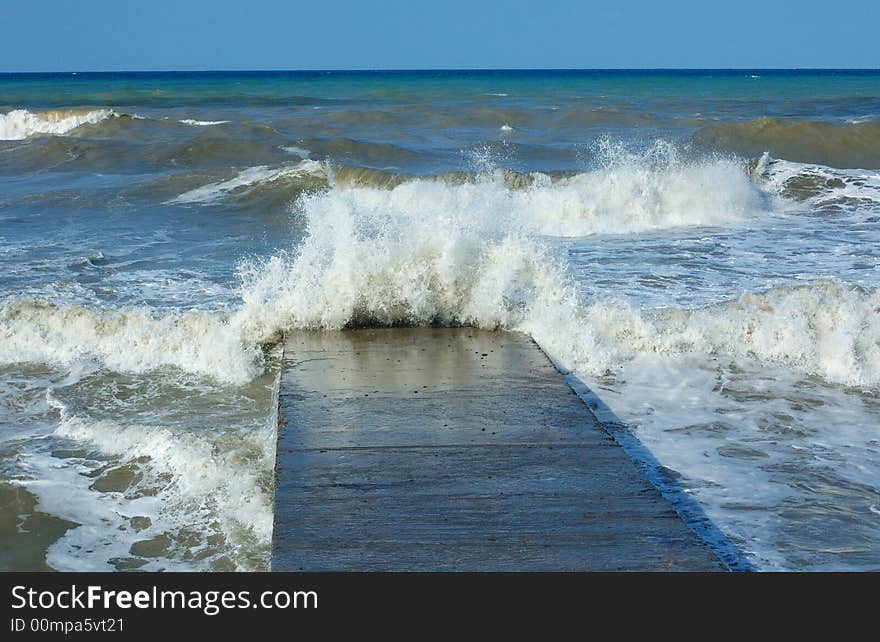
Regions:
[[272, 328, 724, 571]]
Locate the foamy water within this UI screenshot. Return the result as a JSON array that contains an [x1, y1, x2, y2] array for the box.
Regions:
[[2, 70, 879, 571]]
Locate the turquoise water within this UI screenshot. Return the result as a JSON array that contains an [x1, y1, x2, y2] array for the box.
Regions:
[[1, 70, 879, 571]]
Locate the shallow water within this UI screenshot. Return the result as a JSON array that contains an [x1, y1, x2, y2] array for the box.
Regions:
[[1, 70, 879, 571]]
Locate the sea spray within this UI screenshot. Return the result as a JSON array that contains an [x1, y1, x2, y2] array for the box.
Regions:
[[3, 150, 878, 392]]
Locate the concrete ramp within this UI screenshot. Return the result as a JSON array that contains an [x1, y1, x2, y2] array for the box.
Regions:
[[272, 328, 724, 571]]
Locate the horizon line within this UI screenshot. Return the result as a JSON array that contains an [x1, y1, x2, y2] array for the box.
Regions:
[[2, 67, 880, 75]]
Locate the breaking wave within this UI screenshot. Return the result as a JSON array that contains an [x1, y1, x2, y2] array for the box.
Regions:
[[0, 108, 118, 140], [0, 299, 261, 385], [563, 280, 880, 389], [167, 160, 325, 204], [4, 150, 877, 394], [172, 141, 770, 236], [758, 154, 880, 211], [235, 183, 880, 391], [0, 109, 232, 149]]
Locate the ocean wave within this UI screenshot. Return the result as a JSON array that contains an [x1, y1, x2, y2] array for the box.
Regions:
[[1, 144, 768, 383], [559, 280, 880, 389], [167, 159, 325, 204], [234, 179, 879, 391], [155, 131, 288, 169], [4, 142, 877, 394], [694, 117, 880, 169], [757, 154, 880, 211], [0, 112, 281, 172], [298, 136, 429, 165], [324, 164, 761, 239], [0, 108, 117, 141], [171, 141, 769, 234], [0, 299, 262, 385], [0, 142, 771, 378]]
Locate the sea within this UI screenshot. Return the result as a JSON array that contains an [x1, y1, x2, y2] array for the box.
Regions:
[[1, 70, 878, 571]]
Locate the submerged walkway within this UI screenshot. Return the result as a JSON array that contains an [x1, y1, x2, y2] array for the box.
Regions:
[[272, 328, 724, 571]]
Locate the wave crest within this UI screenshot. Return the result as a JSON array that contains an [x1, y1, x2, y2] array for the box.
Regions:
[[172, 142, 769, 236], [167, 160, 325, 204], [0, 108, 117, 141]]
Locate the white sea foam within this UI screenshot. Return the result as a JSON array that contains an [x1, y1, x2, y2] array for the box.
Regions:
[[0, 108, 116, 140], [180, 119, 230, 126], [355, 160, 763, 237], [18, 391, 276, 571], [553, 280, 880, 388], [6, 150, 877, 393], [233, 165, 878, 391], [596, 350, 880, 570], [759, 155, 880, 209], [0, 299, 262, 385], [168, 160, 325, 204]]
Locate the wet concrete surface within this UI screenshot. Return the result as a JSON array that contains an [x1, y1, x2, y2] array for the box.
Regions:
[[272, 327, 724, 571]]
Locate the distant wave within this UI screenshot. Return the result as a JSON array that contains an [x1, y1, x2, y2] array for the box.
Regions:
[[166, 160, 325, 204], [0, 108, 236, 143], [0, 108, 117, 140], [179, 119, 230, 126], [300, 103, 655, 132], [694, 117, 880, 169]]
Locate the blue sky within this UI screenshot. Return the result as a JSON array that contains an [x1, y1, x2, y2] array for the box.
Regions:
[[2, 0, 878, 71]]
